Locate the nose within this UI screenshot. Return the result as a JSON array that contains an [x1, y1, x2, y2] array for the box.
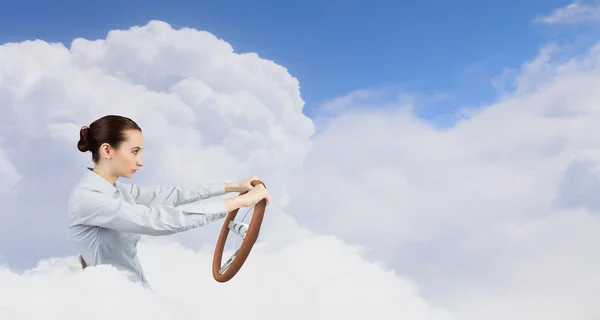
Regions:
[[137, 159, 144, 167]]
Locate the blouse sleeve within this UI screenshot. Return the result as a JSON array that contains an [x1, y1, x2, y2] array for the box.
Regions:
[[70, 188, 228, 236], [123, 182, 226, 206]]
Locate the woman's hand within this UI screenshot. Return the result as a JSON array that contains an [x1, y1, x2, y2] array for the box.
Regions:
[[224, 183, 270, 212], [223, 176, 270, 212], [226, 176, 260, 193], [239, 184, 270, 207]]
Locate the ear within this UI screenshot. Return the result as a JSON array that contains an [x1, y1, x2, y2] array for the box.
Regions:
[[99, 143, 112, 160]]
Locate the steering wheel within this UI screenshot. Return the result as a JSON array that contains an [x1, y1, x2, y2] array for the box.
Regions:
[[212, 179, 267, 282]]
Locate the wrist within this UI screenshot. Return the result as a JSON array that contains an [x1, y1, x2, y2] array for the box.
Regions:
[[224, 182, 240, 193], [224, 196, 245, 212]]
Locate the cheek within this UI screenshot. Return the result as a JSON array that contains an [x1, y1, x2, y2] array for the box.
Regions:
[[115, 154, 135, 167], [125, 155, 137, 166]]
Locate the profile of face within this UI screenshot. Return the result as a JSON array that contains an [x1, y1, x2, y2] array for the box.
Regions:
[[99, 129, 145, 178]]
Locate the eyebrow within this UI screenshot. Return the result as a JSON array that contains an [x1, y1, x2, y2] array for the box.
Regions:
[[131, 146, 142, 150]]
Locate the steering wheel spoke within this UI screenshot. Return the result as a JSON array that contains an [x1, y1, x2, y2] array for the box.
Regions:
[[218, 249, 239, 274], [227, 220, 249, 240]]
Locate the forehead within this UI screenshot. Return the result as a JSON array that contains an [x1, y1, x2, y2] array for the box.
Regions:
[[121, 129, 144, 147]]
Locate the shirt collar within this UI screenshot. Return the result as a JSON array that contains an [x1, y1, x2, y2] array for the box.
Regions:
[[84, 167, 119, 196]]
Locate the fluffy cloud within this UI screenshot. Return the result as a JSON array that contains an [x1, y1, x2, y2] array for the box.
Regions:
[[0, 20, 316, 262], [286, 41, 600, 318], [0, 238, 451, 320], [0, 20, 447, 319]]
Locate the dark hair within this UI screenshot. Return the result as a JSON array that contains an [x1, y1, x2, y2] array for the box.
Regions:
[[77, 115, 142, 163]]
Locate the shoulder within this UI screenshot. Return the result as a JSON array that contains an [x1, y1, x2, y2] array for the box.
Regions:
[[68, 182, 113, 216], [69, 185, 98, 210]]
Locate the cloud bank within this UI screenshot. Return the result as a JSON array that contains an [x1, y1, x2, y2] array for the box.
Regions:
[[287, 33, 600, 319], [0, 21, 447, 319], [1, 12, 600, 320], [0, 237, 451, 320]]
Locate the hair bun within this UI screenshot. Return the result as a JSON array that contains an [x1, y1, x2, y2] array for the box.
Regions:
[[77, 126, 90, 152]]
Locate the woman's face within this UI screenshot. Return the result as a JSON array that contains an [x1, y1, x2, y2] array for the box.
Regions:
[[110, 129, 145, 178]]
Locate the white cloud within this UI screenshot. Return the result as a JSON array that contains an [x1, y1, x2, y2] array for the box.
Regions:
[[534, 0, 600, 24], [0, 20, 448, 319], [286, 41, 600, 318], [0, 238, 451, 320], [0, 20, 317, 255]]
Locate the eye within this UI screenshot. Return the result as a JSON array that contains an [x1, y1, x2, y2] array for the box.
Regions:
[[132, 150, 139, 154]]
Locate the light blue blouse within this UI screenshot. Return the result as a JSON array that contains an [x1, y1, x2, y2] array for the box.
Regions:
[[68, 168, 227, 288]]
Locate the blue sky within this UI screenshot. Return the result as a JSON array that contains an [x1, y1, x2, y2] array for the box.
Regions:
[[0, 0, 580, 120]]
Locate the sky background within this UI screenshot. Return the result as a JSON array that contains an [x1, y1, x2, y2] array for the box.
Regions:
[[0, 0, 587, 119], [2, 0, 600, 319]]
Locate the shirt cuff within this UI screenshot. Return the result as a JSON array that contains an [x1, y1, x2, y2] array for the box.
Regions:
[[206, 198, 228, 215], [205, 182, 226, 197]]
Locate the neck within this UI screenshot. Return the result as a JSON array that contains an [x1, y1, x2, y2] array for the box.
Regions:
[[92, 165, 118, 186]]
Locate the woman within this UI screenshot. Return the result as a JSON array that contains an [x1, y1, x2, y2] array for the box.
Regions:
[[68, 114, 270, 289]]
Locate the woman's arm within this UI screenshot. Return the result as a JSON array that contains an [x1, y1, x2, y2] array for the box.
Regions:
[[122, 181, 240, 207], [69, 188, 246, 236]]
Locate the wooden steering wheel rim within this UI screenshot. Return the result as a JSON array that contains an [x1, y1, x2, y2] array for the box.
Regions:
[[212, 180, 267, 282]]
